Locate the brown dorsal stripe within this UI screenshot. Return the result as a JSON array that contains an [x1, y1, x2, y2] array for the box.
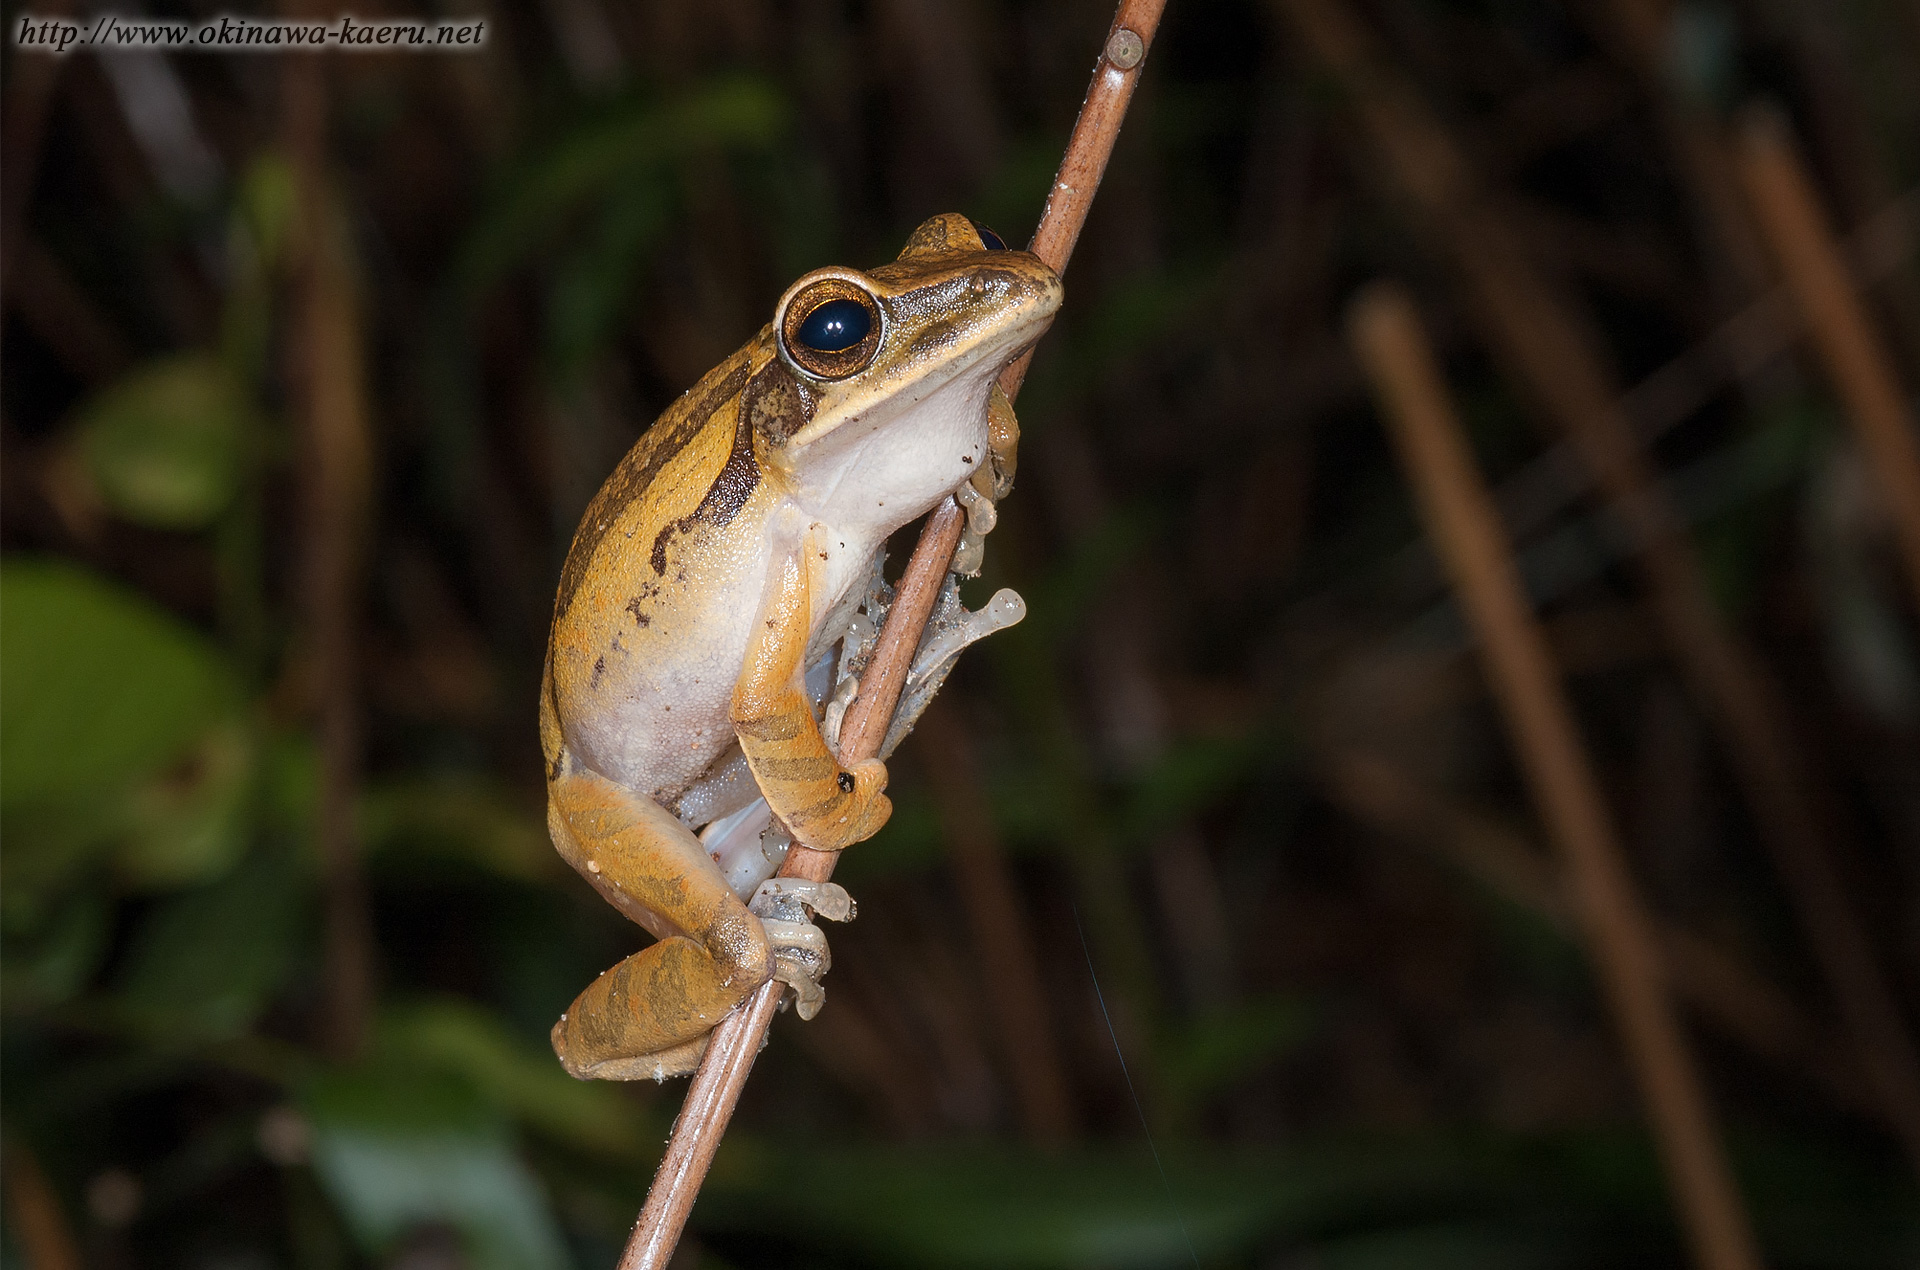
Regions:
[[552, 356, 751, 619], [650, 369, 765, 574]]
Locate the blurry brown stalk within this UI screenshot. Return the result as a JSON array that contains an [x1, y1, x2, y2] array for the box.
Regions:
[[1324, 751, 1868, 1116], [1280, 0, 1920, 1178], [0, 0, 74, 306], [2, 1136, 82, 1270], [619, 1, 1167, 1263], [1593, 0, 1772, 305], [0, 0, 136, 385], [1736, 109, 1920, 612], [284, 54, 376, 1063], [915, 700, 1077, 1144], [1350, 283, 1762, 1270]]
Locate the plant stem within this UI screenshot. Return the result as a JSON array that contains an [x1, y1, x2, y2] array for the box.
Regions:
[[616, 1, 1168, 1263]]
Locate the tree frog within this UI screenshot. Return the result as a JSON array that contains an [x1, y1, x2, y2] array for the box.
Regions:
[[542, 215, 1062, 1080]]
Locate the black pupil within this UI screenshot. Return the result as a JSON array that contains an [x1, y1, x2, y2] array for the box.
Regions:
[[973, 222, 1007, 251], [796, 299, 871, 352]]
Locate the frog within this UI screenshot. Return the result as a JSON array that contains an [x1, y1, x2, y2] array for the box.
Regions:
[[541, 214, 1062, 1081]]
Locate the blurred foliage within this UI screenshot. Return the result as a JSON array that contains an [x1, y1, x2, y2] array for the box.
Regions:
[[5, 0, 1920, 1267]]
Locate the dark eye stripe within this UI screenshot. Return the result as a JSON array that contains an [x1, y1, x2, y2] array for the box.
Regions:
[[796, 299, 872, 352]]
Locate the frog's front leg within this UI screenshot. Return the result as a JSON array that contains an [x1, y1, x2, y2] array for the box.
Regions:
[[731, 526, 892, 851], [953, 384, 1019, 575]]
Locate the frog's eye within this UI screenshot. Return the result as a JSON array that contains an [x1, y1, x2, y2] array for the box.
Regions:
[[780, 280, 883, 379], [970, 220, 1008, 251], [797, 299, 870, 352]]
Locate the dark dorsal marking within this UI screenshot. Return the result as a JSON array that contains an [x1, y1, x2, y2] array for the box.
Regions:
[[552, 357, 751, 620], [649, 366, 767, 574]]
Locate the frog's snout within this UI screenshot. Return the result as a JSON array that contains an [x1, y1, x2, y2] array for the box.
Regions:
[[983, 253, 1063, 327]]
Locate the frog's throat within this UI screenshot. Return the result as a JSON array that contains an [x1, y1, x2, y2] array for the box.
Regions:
[[784, 363, 998, 544]]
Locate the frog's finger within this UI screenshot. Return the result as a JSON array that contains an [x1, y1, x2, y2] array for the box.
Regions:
[[750, 877, 857, 924]]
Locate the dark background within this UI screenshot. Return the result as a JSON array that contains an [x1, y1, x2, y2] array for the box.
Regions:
[[3, 0, 1919, 1265]]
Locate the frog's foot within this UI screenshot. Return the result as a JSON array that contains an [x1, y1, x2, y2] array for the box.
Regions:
[[751, 880, 855, 1021]]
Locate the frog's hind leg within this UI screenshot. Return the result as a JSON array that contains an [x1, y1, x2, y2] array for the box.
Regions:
[[546, 761, 774, 1081]]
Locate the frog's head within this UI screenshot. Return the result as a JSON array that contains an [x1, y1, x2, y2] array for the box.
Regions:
[[754, 213, 1061, 528]]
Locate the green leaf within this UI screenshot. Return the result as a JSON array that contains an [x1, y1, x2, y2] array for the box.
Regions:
[[545, 178, 676, 380], [238, 155, 299, 272], [378, 998, 652, 1159], [1, 558, 236, 806], [116, 846, 306, 1037], [457, 77, 787, 301], [113, 719, 255, 888], [303, 1062, 572, 1270], [361, 775, 554, 882], [1117, 726, 1285, 851], [1160, 995, 1317, 1097], [74, 355, 253, 530], [0, 887, 110, 1006]]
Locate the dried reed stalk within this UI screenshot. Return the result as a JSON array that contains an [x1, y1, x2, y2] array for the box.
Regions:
[[617, 1, 1167, 1262], [1, 1137, 82, 1270], [0, 0, 75, 307], [1324, 749, 1866, 1115], [1281, 0, 1920, 1177], [284, 53, 376, 1063], [1350, 282, 1762, 1270], [1736, 108, 1920, 610]]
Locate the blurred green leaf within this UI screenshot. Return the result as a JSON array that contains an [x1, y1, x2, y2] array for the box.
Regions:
[[1312, 1222, 1570, 1270], [362, 775, 554, 882], [0, 887, 110, 1007], [74, 355, 253, 530], [114, 719, 255, 888], [1, 558, 236, 805], [379, 998, 652, 1160], [700, 1140, 1466, 1268], [1160, 995, 1316, 1097], [239, 155, 299, 272], [701, 1131, 1918, 1269], [1, 560, 240, 916], [116, 846, 306, 1037], [303, 1062, 572, 1270], [1117, 726, 1283, 851], [458, 77, 787, 300], [546, 178, 676, 380]]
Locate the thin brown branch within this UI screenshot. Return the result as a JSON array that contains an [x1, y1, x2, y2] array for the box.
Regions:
[[617, 2, 1168, 1261], [284, 53, 376, 1063], [1280, 0, 1920, 1179], [1349, 282, 1762, 1270], [0, 0, 77, 310], [1323, 749, 1869, 1117], [1736, 107, 1920, 612], [1589, 0, 1773, 306], [2, 1136, 82, 1270], [620, 501, 963, 1270]]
